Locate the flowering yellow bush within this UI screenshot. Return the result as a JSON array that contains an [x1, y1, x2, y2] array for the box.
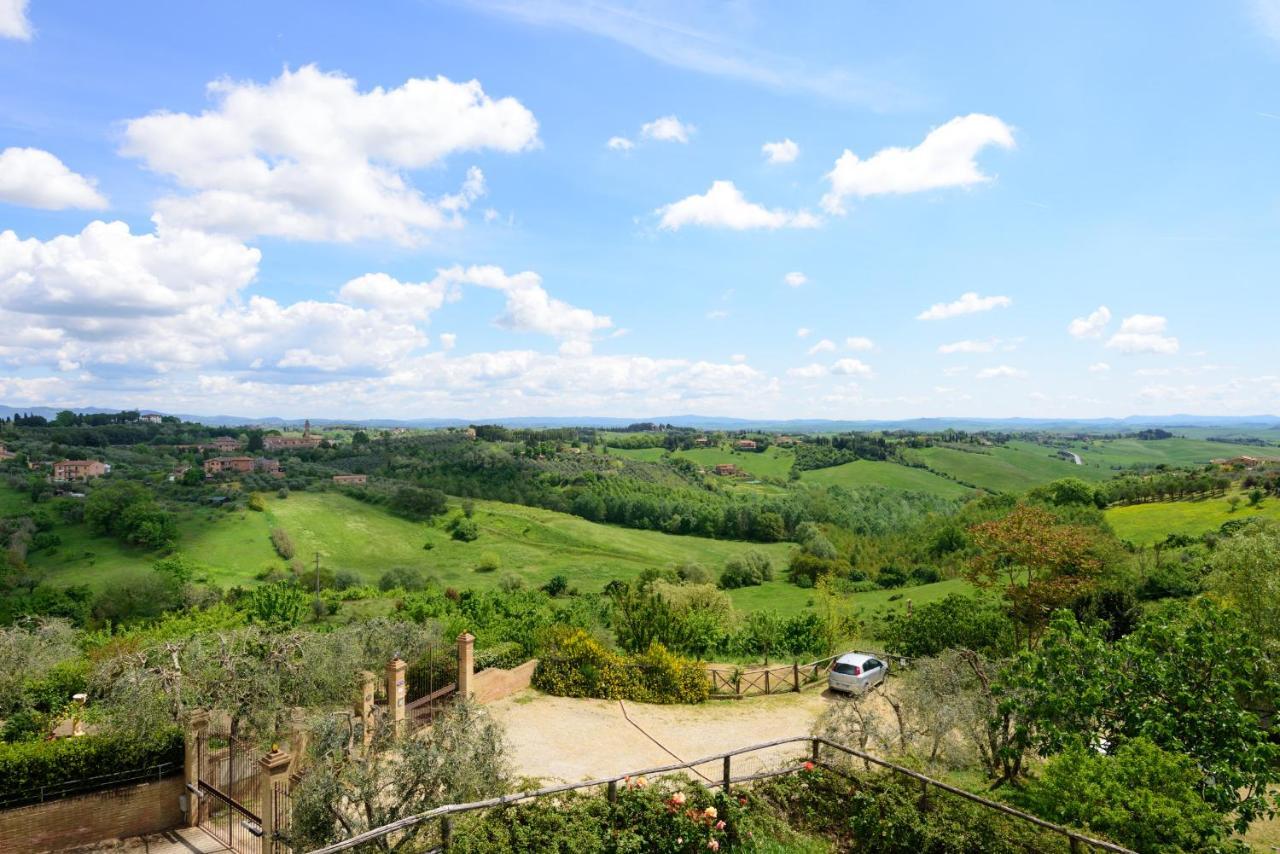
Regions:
[[532, 628, 709, 703]]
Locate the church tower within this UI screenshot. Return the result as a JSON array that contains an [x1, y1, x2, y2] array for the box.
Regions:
[[303, 419, 311, 437]]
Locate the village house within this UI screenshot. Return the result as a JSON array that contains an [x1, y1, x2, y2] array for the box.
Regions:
[[53, 460, 110, 481], [464, 427, 478, 440], [333, 474, 368, 485], [210, 436, 242, 452], [693, 436, 709, 446], [141, 413, 163, 424], [775, 435, 798, 447], [714, 463, 738, 476], [0, 444, 15, 461], [168, 465, 190, 482], [204, 456, 282, 476], [263, 419, 322, 451], [735, 439, 757, 451]]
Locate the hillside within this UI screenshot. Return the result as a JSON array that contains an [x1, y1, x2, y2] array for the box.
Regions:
[[798, 459, 974, 499], [1105, 492, 1280, 545]]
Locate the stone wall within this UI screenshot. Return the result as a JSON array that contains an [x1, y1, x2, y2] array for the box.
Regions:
[[0, 775, 184, 854], [471, 659, 538, 704]]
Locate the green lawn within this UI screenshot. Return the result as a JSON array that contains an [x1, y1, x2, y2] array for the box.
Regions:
[[0, 485, 32, 516], [1105, 492, 1280, 545], [799, 459, 973, 499], [672, 445, 796, 480], [726, 576, 976, 620]]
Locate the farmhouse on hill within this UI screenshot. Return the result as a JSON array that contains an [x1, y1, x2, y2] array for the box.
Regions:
[[52, 459, 109, 481], [263, 419, 322, 451], [210, 435, 242, 452], [204, 456, 281, 476], [735, 439, 757, 451], [714, 463, 738, 475], [0, 445, 14, 461], [141, 413, 162, 424]]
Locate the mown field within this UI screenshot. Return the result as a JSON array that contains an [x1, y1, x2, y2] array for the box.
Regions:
[[1105, 491, 1280, 545], [902, 443, 1109, 493], [798, 459, 973, 499], [1066, 436, 1280, 469]]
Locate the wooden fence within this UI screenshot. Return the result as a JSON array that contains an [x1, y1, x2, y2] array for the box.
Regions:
[[299, 735, 1135, 854], [706, 651, 911, 698]]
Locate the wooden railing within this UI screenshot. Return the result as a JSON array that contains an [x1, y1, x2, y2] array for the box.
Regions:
[[405, 683, 456, 730], [300, 735, 1136, 854], [706, 651, 912, 698]]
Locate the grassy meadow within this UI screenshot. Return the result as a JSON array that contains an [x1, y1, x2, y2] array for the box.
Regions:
[[1105, 491, 1280, 545], [799, 459, 973, 499], [902, 443, 1108, 493]]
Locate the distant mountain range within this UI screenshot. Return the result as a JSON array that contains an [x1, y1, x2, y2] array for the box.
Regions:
[[3, 404, 1279, 433]]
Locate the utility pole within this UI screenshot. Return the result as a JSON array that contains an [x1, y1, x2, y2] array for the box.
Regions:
[[314, 551, 321, 596]]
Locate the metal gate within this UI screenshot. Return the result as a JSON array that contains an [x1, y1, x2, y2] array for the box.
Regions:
[[196, 728, 264, 854]]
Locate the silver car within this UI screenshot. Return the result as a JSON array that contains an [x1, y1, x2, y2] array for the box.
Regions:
[[828, 653, 888, 694]]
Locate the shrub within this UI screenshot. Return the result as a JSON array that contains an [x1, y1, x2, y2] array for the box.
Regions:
[[0, 711, 48, 744], [674, 562, 711, 585], [451, 517, 480, 542], [541, 575, 569, 597], [333, 569, 361, 591], [380, 566, 428, 592], [247, 493, 266, 512], [876, 565, 908, 588], [719, 550, 774, 589], [475, 552, 500, 573], [244, 582, 307, 627], [497, 572, 522, 592], [910, 566, 941, 585], [533, 628, 708, 704], [270, 527, 295, 560], [880, 594, 1016, 659], [0, 728, 182, 801], [474, 641, 526, 672]]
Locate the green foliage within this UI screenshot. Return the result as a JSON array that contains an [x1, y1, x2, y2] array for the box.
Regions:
[[880, 594, 1016, 658], [0, 728, 181, 801], [786, 551, 846, 586], [475, 551, 500, 573], [83, 480, 177, 549], [1021, 738, 1235, 852], [389, 485, 448, 521], [719, 550, 774, 589], [244, 582, 307, 627], [247, 493, 266, 512], [270, 527, 295, 559], [451, 516, 480, 542], [152, 553, 200, 584], [379, 565, 428, 592], [541, 574, 568, 597], [999, 600, 1280, 830], [474, 641, 525, 671], [533, 628, 709, 704]]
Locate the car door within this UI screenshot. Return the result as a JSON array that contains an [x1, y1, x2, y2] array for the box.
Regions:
[[863, 659, 884, 689]]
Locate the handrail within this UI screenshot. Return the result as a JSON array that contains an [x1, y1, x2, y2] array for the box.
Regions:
[[300, 735, 1135, 854]]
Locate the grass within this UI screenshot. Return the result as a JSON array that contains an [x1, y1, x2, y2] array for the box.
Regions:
[[1105, 492, 1280, 545], [904, 443, 1112, 493], [0, 486, 32, 516], [799, 460, 973, 499], [726, 577, 976, 620], [1067, 436, 1280, 470], [673, 445, 796, 480], [604, 447, 666, 463]]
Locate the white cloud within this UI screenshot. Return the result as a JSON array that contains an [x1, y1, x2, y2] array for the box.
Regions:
[[706, 309, 729, 320], [1106, 314, 1179, 355], [782, 271, 807, 287], [788, 363, 827, 379], [0, 0, 31, 40], [796, 327, 811, 338], [730, 353, 747, 363], [807, 338, 836, 355], [338, 272, 451, 321], [762, 139, 799, 164], [822, 114, 1015, 214], [916, 291, 1012, 321], [831, 358, 874, 377], [976, 365, 1028, 379], [845, 337, 875, 351], [641, 115, 694, 143], [938, 339, 997, 354], [1067, 305, 1111, 339], [607, 136, 634, 151], [657, 181, 820, 231], [439, 333, 457, 351], [121, 65, 539, 243], [0, 148, 107, 209], [438, 265, 612, 351], [1088, 362, 1110, 373]]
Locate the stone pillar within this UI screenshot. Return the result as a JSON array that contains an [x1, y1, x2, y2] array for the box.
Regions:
[[356, 670, 376, 745], [288, 708, 308, 772], [259, 746, 292, 846], [184, 710, 209, 827], [387, 658, 407, 737], [457, 632, 475, 700]]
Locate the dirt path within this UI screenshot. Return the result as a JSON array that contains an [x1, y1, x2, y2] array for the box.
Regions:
[[488, 688, 883, 784]]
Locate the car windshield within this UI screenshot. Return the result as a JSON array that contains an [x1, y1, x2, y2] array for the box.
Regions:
[[832, 662, 861, 676]]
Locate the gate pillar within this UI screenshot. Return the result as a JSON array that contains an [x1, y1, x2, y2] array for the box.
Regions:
[[259, 746, 292, 850], [184, 709, 209, 827]]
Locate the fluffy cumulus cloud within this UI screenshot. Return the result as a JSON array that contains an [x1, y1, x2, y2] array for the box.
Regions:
[[1106, 314, 1180, 355], [821, 114, 1014, 214], [0, 148, 107, 209], [606, 136, 634, 151], [796, 327, 811, 338], [976, 365, 1028, 379], [788, 363, 827, 379], [938, 339, 996, 354], [783, 271, 807, 287], [916, 291, 1012, 321], [641, 115, 694, 143], [120, 65, 539, 243], [762, 138, 799, 164], [0, 0, 31, 40], [1068, 305, 1111, 339], [337, 272, 452, 321], [657, 181, 820, 230], [831, 358, 873, 377]]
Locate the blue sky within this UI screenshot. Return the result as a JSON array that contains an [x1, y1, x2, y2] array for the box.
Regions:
[[1, 0, 1278, 419]]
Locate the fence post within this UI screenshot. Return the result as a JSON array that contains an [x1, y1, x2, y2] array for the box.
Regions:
[[457, 632, 475, 700], [387, 657, 407, 738], [811, 738, 820, 765], [919, 778, 930, 811], [607, 779, 618, 804], [793, 662, 801, 692], [259, 746, 291, 848], [184, 709, 209, 827], [722, 755, 731, 792], [441, 815, 453, 851], [356, 670, 376, 745], [764, 669, 771, 695], [1069, 837, 1082, 854]]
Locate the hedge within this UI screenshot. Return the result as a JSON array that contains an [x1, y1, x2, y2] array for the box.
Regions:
[[0, 727, 182, 799], [474, 641, 526, 672], [532, 628, 708, 704]]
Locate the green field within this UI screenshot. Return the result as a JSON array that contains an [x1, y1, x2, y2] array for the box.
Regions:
[[605, 447, 666, 463], [904, 443, 1109, 493], [673, 445, 796, 480], [799, 459, 974, 499], [726, 576, 976, 620], [1070, 437, 1280, 469], [1105, 492, 1280, 545]]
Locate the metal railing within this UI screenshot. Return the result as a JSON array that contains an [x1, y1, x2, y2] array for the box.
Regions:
[[300, 735, 1135, 854], [0, 761, 178, 809]]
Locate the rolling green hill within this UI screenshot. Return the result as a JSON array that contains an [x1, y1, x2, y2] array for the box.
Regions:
[[1070, 437, 1280, 469], [673, 445, 796, 480], [903, 443, 1109, 493], [799, 459, 973, 499]]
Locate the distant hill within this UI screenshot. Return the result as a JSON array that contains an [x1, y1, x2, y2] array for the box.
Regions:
[[2, 404, 1277, 433]]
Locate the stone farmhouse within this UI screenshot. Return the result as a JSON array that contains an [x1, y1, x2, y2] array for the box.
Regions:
[[141, 413, 163, 424], [203, 456, 281, 476], [735, 439, 757, 451], [53, 460, 110, 481], [0, 444, 15, 461], [263, 419, 322, 451]]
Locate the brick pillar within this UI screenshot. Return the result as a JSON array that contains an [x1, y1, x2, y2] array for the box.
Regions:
[[457, 632, 475, 700], [288, 708, 308, 773], [184, 710, 209, 827], [356, 670, 376, 745], [387, 658, 407, 737], [259, 746, 291, 848]]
